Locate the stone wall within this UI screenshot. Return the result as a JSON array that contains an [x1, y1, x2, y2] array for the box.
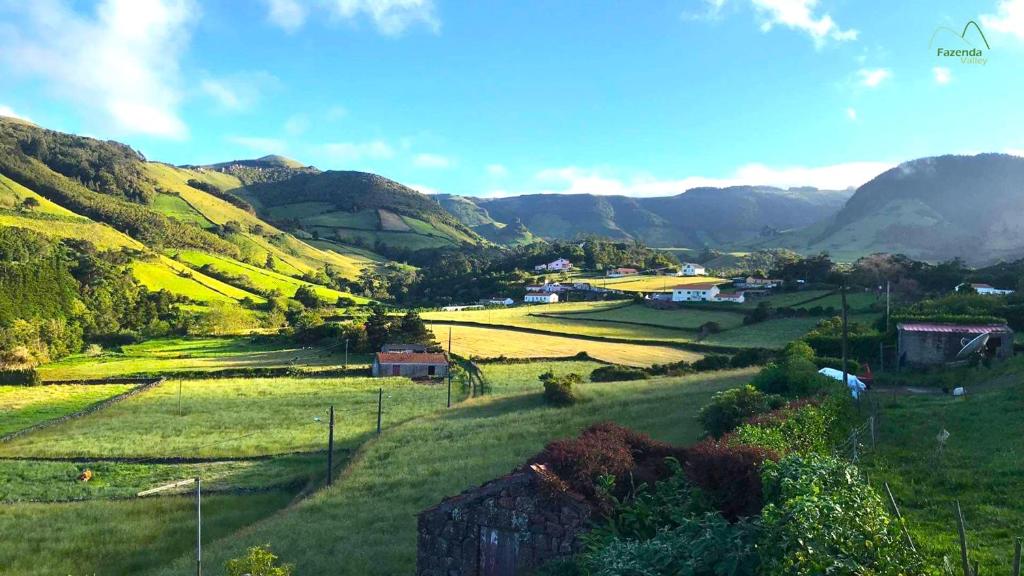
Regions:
[[417, 469, 592, 576]]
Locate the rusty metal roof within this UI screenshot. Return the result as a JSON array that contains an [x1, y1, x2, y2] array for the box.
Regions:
[[375, 352, 448, 364], [897, 323, 1011, 334]]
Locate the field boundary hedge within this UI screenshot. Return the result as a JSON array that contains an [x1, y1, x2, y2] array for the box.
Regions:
[[0, 377, 165, 443], [41, 366, 372, 384]]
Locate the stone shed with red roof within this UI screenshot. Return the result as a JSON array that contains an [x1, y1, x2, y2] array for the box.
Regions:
[[372, 352, 449, 378], [897, 322, 1013, 368]]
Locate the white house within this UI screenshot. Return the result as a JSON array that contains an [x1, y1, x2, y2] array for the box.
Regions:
[[526, 282, 569, 293], [524, 292, 559, 304], [535, 258, 573, 272], [606, 267, 639, 277], [957, 283, 1015, 296], [671, 282, 720, 302], [480, 297, 515, 306], [714, 291, 746, 304], [679, 263, 706, 277]]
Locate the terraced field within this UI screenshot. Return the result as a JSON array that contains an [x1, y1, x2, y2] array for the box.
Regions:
[[131, 256, 262, 304], [0, 384, 134, 436], [579, 274, 729, 293]]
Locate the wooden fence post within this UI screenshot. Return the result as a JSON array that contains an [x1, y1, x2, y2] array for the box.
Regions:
[[955, 500, 972, 576], [1012, 537, 1021, 576], [884, 481, 916, 552]]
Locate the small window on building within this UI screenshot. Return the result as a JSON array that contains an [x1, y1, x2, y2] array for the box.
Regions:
[[428, 365, 436, 376]]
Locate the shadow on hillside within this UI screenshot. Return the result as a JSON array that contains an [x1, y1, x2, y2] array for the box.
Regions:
[[445, 393, 547, 421]]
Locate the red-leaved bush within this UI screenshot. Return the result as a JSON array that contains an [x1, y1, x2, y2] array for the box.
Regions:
[[684, 438, 778, 520]]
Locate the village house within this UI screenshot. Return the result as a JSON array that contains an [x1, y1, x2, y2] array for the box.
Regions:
[[606, 267, 639, 277], [897, 322, 1014, 368], [534, 258, 573, 272], [526, 282, 569, 293], [479, 297, 515, 306], [956, 283, 1015, 296], [440, 304, 485, 312], [736, 276, 782, 289], [714, 291, 746, 304], [671, 282, 720, 302], [679, 263, 706, 277], [372, 351, 449, 378], [524, 292, 559, 304]]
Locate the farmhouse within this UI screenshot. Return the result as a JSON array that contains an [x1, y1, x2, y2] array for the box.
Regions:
[[671, 282, 720, 302], [606, 267, 639, 277], [897, 322, 1014, 368], [372, 352, 449, 378], [524, 292, 559, 304], [381, 343, 428, 353], [526, 282, 569, 293], [714, 291, 746, 303], [956, 283, 1015, 296], [736, 276, 782, 289], [534, 258, 573, 272], [479, 297, 515, 306], [416, 464, 592, 576], [679, 263, 706, 277], [440, 304, 485, 312]]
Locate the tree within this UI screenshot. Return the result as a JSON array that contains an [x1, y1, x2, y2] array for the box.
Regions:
[[364, 307, 391, 352], [19, 197, 40, 211], [225, 545, 293, 576], [294, 285, 324, 309]]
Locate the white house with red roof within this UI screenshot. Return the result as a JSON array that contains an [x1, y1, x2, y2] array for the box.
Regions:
[[524, 292, 559, 304], [671, 282, 721, 302], [534, 258, 573, 272]]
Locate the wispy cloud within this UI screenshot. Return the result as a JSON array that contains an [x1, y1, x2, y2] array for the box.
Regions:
[[846, 107, 857, 121], [0, 0, 196, 139], [283, 113, 309, 135], [321, 140, 395, 163], [326, 105, 349, 121], [263, 0, 306, 32], [413, 153, 452, 169], [486, 164, 509, 177], [932, 66, 952, 85], [750, 0, 858, 45], [408, 183, 439, 194], [682, 0, 727, 21], [226, 135, 287, 155], [265, 0, 439, 35], [492, 160, 893, 198], [857, 67, 892, 88], [981, 0, 1024, 41], [0, 104, 31, 123], [200, 71, 279, 112]]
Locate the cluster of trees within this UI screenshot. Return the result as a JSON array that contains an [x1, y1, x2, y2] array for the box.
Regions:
[[0, 230, 189, 369], [292, 309, 439, 353]]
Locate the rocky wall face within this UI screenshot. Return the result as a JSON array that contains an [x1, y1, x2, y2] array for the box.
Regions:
[[416, 474, 591, 576]]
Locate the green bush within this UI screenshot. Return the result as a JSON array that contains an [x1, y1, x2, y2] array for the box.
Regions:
[[691, 354, 731, 372], [759, 455, 924, 576], [225, 544, 293, 576], [589, 365, 648, 382], [733, 402, 833, 456], [698, 385, 784, 438], [812, 355, 860, 374], [540, 371, 581, 407], [752, 357, 832, 397], [0, 368, 41, 386]]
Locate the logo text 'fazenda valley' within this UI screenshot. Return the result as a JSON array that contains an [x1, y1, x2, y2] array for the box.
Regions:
[[930, 20, 990, 65]]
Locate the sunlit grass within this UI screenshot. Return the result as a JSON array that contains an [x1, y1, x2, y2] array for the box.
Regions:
[[0, 384, 133, 436]]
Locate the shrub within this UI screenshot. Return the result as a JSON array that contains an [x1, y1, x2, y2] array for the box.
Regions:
[[540, 371, 581, 407], [589, 365, 648, 382], [84, 343, 104, 357], [691, 354, 731, 372], [752, 356, 832, 397], [812, 355, 860, 373], [733, 399, 837, 456], [684, 438, 777, 520], [759, 455, 924, 576], [225, 544, 293, 576], [729, 348, 774, 368], [782, 340, 815, 361], [0, 368, 41, 386], [698, 385, 785, 438]]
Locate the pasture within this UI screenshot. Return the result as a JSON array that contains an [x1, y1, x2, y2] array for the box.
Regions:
[[0, 384, 133, 436], [36, 336, 361, 381], [549, 302, 746, 330], [701, 316, 826, 348], [153, 368, 757, 576], [429, 322, 701, 365], [132, 256, 263, 304], [0, 376, 449, 459], [580, 274, 728, 293]]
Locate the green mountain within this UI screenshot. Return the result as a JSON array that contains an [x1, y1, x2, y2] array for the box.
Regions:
[[760, 154, 1024, 264], [440, 186, 851, 247]]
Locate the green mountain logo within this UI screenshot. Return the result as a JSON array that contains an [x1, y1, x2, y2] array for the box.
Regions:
[[930, 20, 990, 64]]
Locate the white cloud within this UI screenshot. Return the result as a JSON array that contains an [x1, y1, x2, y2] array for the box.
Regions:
[[321, 140, 395, 163], [326, 105, 349, 121], [507, 160, 894, 198], [284, 114, 309, 135], [413, 153, 452, 169], [751, 0, 858, 45], [264, 0, 307, 32], [932, 66, 952, 85], [846, 107, 857, 121], [857, 67, 892, 88], [226, 136, 287, 155], [200, 71, 278, 112], [682, 0, 727, 21], [486, 164, 509, 177], [981, 0, 1024, 40], [0, 0, 196, 139], [0, 104, 31, 123], [408, 183, 439, 194], [1005, 148, 1024, 157]]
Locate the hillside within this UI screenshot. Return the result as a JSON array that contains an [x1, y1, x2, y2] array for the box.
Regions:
[[0, 116, 372, 308], [234, 170, 485, 252], [441, 186, 851, 247], [761, 154, 1024, 264]]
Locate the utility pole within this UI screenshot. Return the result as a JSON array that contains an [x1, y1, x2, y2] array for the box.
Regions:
[[178, 380, 183, 417], [841, 280, 850, 393], [885, 280, 891, 329], [447, 327, 453, 408], [326, 406, 335, 486], [195, 476, 202, 576], [376, 388, 383, 435], [344, 339, 349, 369]]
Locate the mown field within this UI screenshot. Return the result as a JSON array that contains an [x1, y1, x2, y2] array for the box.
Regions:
[[549, 302, 746, 330], [0, 384, 133, 436], [0, 376, 447, 459], [862, 365, 1024, 573], [153, 367, 756, 576], [430, 323, 701, 366], [577, 274, 728, 293], [37, 337, 363, 381]]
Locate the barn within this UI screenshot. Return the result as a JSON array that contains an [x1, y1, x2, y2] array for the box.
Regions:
[[897, 322, 1014, 368], [372, 352, 449, 378]]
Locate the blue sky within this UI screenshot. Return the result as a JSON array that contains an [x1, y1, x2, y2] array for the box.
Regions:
[[1, 0, 1023, 197]]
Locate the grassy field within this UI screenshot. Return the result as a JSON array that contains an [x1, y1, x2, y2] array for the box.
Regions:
[[430, 323, 701, 366], [151, 192, 216, 228], [0, 492, 292, 576], [37, 336, 364, 381], [477, 360, 605, 392], [578, 274, 728, 293], [153, 368, 756, 576], [549, 302, 747, 330], [0, 384, 134, 436], [861, 368, 1024, 573], [0, 376, 449, 459], [132, 256, 263, 304], [701, 316, 826, 348]]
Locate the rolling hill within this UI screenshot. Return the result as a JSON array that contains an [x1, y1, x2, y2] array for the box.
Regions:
[[759, 154, 1024, 264], [439, 186, 851, 247]]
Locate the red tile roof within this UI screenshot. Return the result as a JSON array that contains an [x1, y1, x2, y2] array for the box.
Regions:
[[375, 352, 448, 364], [897, 323, 1010, 334]]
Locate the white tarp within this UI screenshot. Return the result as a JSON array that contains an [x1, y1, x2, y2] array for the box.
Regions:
[[818, 367, 868, 399]]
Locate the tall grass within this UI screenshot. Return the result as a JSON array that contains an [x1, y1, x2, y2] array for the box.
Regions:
[[0, 384, 133, 436]]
